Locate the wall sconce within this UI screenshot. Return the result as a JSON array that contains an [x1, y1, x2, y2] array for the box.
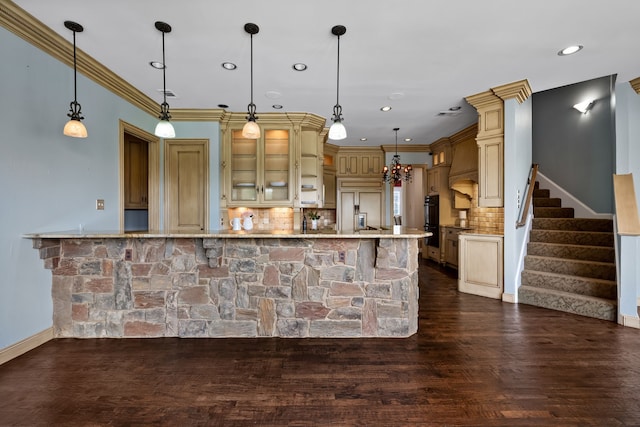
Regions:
[[573, 100, 595, 114]]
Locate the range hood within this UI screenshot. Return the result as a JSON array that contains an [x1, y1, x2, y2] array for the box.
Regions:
[[448, 136, 478, 208], [448, 137, 478, 187]]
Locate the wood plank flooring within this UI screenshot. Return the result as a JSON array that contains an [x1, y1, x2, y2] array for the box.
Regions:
[[2, 260, 640, 426]]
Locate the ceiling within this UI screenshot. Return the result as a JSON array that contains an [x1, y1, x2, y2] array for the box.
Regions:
[[11, 0, 640, 147]]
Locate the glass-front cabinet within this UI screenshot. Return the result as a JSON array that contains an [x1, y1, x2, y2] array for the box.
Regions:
[[221, 112, 327, 209], [228, 127, 292, 206]]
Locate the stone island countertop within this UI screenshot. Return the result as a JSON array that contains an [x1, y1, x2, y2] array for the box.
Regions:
[[24, 227, 430, 239], [25, 230, 429, 339]]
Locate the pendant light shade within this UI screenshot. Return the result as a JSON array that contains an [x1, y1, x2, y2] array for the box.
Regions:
[[63, 20, 87, 138], [242, 23, 260, 139], [382, 128, 412, 184], [329, 25, 347, 141], [154, 21, 175, 139]]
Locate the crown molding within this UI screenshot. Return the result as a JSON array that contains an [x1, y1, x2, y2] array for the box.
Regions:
[[449, 124, 478, 145], [630, 77, 640, 95], [0, 0, 160, 117], [380, 144, 430, 153], [465, 90, 502, 110], [491, 79, 532, 104], [170, 109, 226, 122]]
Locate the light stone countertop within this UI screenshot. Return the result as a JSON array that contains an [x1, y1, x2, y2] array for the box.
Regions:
[[24, 227, 431, 240]]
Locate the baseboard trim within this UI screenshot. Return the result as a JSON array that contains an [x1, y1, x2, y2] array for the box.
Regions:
[[502, 293, 516, 303], [0, 327, 54, 365], [619, 314, 640, 329]]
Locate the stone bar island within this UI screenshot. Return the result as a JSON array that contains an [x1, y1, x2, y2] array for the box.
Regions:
[[25, 229, 428, 338]]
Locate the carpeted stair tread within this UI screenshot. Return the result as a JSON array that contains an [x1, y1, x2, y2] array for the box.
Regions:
[[527, 242, 615, 262], [532, 218, 614, 232], [533, 188, 550, 198], [521, 270, 616, 299], [533, 197, 562, 207], [530, 229, 614, 247], [525, 255, 616, 280], [518, 285, 616, 321], [534, 207, 575, 218]]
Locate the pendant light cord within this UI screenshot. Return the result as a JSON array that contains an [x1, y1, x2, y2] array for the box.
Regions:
[[162, 30, 167, 106], [335, 34, 340, 106], [72, 30, 78, 104], [250, 32, 254, 107]]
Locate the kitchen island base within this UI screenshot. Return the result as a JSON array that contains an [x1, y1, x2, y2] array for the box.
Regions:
[[31, 235, 421, 338]]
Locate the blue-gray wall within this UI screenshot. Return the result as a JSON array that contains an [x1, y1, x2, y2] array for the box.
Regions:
[[532, 75, 616, 214], [503, 97, 532, 298], [0, 27, 221, 349]]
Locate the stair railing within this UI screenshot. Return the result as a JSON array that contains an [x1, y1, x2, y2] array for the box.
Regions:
[[516, 163, 539, 228]]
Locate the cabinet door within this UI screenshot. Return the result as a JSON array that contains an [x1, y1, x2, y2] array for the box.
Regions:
[[124, 134, 148, 209], [359, 191, 383, 228], [337, 154, 358, 175], [427, 168, 440, 195], [228, 128, 292, 206], [339, 191, 356, 231], [300, 130, 321, 206], [445, 230, 459, 267], [263, 129, 291, 203], [230, 130, 258, 203], [323, 170, 336, 208]]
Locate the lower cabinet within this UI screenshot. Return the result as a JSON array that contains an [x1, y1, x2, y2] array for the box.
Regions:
[[458, 233, 503, 299]]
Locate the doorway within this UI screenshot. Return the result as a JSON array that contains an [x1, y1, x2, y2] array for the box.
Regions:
[[119, 121, 159, 231]]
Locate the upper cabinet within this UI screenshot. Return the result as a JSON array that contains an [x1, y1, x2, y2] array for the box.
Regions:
[[323, 144, 338, 209], [336, 148, 384, 177], [124, 133, 149, 209], [220, 112, 326, 208]]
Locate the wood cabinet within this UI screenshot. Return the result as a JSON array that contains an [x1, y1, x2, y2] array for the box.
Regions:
[[336, 148, 384, 177], [427, 167, 440, 195], [322, 144, 338, 209], [458, 232, 503, 299], [124, 134, 148, 209], [337, 178, 384, 231], [220, 112, 327, 209], [299, 129, 324, 207], [440, 226, 467, 268]]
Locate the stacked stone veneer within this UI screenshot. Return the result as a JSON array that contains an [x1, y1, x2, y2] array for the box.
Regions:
[[32, 236, 419, 338]]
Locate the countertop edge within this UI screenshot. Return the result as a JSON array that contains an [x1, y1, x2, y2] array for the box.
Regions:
[[23, 229, 432, 239]]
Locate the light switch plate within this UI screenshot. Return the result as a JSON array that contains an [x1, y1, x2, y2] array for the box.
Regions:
[[96, 199, 105, 210]]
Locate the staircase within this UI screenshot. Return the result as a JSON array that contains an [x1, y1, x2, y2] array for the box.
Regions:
[[518, 183, 617, 321]]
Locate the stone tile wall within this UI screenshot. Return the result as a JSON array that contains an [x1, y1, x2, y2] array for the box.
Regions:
[[34, 236, 419, 338]]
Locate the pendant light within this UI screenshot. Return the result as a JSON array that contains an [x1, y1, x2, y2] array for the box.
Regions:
[[328, 25, 347, 141], [63, 21, 87, 138], [382, 128, 412, 184], [154, 21, 175, 139], [242, 23, 261, 139]]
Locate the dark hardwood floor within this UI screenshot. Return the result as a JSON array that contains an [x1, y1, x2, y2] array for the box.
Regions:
[[2, 259, 640, 426]]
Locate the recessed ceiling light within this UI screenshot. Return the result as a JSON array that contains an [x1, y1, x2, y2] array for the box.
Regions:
[[388, 92, 405, 100], [292, 63, 307, 71], [380, 106, 392, 112], [221, 62, 237, 70], [149, 61, 165, 69], [272, 104, 283, 109], [404, 138, 412, 142], [449, 106, 461, 111], [360, 137, 368, 141], [558, 45, 583, 56], [265, 91, 282, 99], [217, 104, 229, 109]]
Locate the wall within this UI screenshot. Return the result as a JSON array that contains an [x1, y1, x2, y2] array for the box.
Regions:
[[502, 97, 532, 299], [532, 75, 616, 214], [0, 27, 221, 349], [613, 81, 640, 320]]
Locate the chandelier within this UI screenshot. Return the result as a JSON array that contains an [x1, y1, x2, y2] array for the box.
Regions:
[[382, 127, 412, 184]]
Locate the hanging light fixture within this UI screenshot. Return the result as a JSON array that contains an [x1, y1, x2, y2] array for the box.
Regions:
[[153, 21, 175, 139], [63, 21, 87, 138], [242, 23, 261, 139], [382, 128, 412, 184], [328, 25, 347, 141]]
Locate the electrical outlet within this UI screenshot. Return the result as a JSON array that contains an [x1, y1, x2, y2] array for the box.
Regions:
[[338, 251, 345, 263], [124, 248, 132, 261], [96, 199, 105, 210]]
